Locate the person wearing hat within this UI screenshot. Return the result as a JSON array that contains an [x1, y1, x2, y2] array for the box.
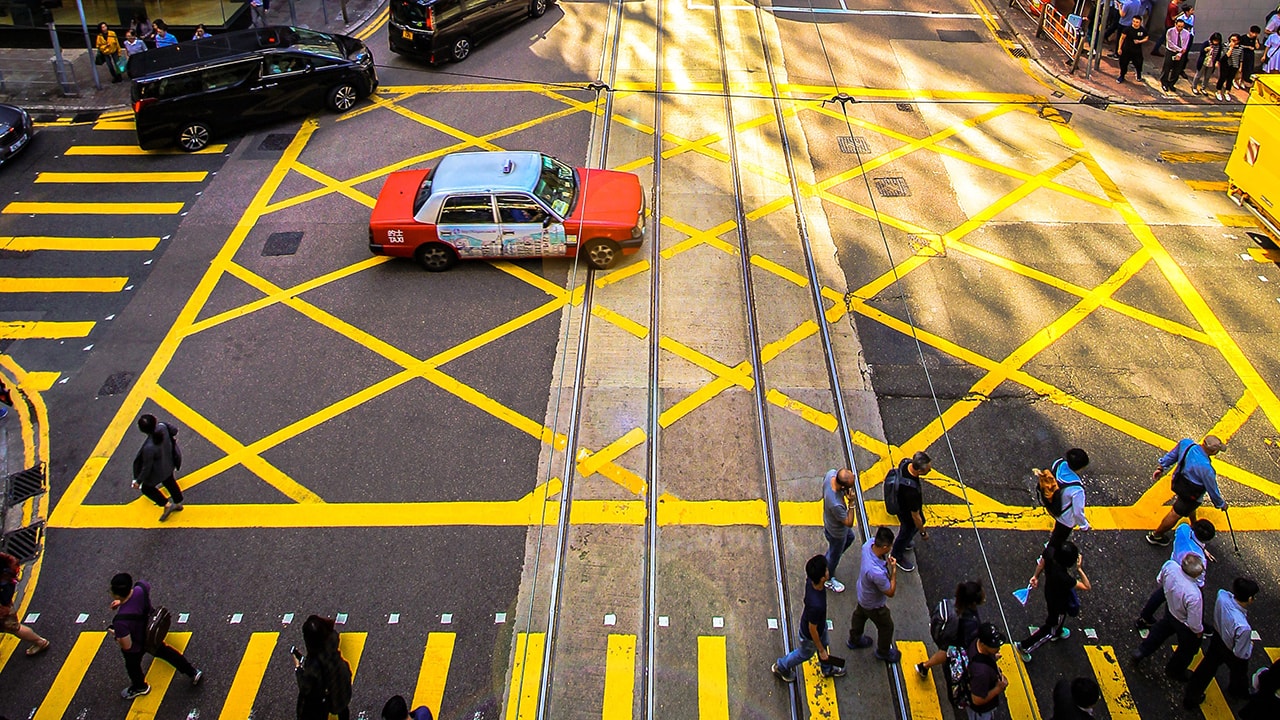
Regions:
[[967, 623, 1009, 720], [1161, 17, 1194, 92]]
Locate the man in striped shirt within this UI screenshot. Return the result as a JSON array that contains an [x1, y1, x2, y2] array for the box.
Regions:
[[1184, 577, 1258, 707]]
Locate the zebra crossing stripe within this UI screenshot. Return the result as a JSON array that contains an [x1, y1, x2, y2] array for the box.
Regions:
[[217, 632, 278, 720], [33, 631, 107, 720]]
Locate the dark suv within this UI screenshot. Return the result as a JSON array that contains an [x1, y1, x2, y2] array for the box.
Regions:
[[130, 26, 378, 152], [389, 0, 552, 64]]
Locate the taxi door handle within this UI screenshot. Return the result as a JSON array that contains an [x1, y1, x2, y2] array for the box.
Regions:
[[502, 230, 515, 235]]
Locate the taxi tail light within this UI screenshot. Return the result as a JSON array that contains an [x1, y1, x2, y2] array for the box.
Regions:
[[133, 98, 156, 114]]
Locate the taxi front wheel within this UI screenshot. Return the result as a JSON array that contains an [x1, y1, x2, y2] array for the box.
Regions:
[[582, 239, 619, 270], [416, 243, 458, 272]]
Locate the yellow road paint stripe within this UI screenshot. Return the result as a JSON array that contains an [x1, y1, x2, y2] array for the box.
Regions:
[[603, 634, 637, 720], [1161, 151, 1230, 163], [751, 254, 808, 287], [18, 371, 61, 392], [1248, 247, 1280, 263], [508, 633, 544, 720], [32, 631, 107, 719], [800, 654, 841, 718], [578, 427, 647, 480], [0, 277, 128, 293], [766, 389, 837, 432], [492, 261, 569, 298], [65, 144, 227, 155], [0, 320, 94, 339], [218, 632, 278, 720], [35, 171, 207, 183], [1208, 392, 1258, 442], [1217, 214, 1259, 228], [1084, 645, 1140, 719], [997, 647, 1042, 720], [660, 218, 738, 259], [127, 631, 191, 718], [291, 162, 377, 208], [658, 337, 752, 387], [1, 236, 161, 251], [93, 120, 137, 131], [339, 632, 367, 681], [414, 632, 455, 717], [1266, 647, 1280, 661], [594, 305, 649, 339], [1185, 180, 1230, 192], [3, 202, 184, 215], [697, 636, 729, 720], [898, 641, 943, 720], [596, 259, 649, 288], [1188, 649, 1235, 720]]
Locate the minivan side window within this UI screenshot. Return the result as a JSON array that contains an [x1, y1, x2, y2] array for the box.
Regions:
[[264, 56, 309, 76], [439, 195, 496, 224], [154, 72, 202, 99], [203, 63, 256, 92], [459, 0, 493, 10]]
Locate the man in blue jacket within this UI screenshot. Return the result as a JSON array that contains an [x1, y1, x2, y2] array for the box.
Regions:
[[1146, 436, 1225, 547]]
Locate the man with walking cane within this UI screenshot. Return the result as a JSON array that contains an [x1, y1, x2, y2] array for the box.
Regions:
[[1145, 435, 1226, 547]]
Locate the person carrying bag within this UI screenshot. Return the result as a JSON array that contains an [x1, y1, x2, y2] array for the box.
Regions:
[[95, 22, 124, 84]]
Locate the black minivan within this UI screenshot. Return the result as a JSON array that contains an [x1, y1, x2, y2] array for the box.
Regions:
[[389, 0, 552, 64], [130, 26, 378, 152]]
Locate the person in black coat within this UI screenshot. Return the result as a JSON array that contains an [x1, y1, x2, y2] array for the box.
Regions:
[[1051, 677, 1100, 719]]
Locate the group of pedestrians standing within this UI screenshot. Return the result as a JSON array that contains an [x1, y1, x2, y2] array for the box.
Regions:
[[93, 17, 208, 83]]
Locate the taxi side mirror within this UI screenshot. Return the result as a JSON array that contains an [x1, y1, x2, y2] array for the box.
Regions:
[[542, 217, 552, 228]]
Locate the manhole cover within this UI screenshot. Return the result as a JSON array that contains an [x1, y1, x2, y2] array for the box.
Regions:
[[263, 231, 304, 256], [896, 103, 915, 113], [937, 29, 983, 43], [838, 136, 871, 154], [1080, 94, 1110, 110], [97, 371, 133, 397], [873, 177, 911, 198], [258, 133, 297, 152]]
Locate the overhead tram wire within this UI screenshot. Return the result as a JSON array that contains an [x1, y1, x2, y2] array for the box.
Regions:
[[743, 1, 912, 717], [532, 0, 628, 716], [710, 1, 801, 718], [803, 1, 1039, 711]]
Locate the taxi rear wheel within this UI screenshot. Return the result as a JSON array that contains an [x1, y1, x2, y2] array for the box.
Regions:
[[416, 243, 458, 272], [582, 239, 619, 270]]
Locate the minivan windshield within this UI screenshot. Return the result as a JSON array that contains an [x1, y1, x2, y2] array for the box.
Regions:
[[282, 28, 345, 59], [533, 155, 576, 217]]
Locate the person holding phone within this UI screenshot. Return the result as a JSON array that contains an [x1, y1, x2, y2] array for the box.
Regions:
[[772, 555, 844, 681], [294, 615, 353, 720]]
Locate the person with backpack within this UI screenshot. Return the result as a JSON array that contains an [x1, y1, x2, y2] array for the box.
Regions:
[[1184, 577, 1258, 707], [773, 554, 845, 681], [0, 552, 50, 657], [1051, 677, 1100, 719], [846, 526, 901, 663], [915, 580, 985, 678], [1131, 553, 1205, 679], [1014, 540, 1091, 662], [886, 451, 931, 572], [382, 695, 434, 720], [295, 614, 354, 720], [822, 468, 858, 593], [132, 413, 186, 522], [109, 572, 202, 699], [963, 623, 1009, 719], [1035, 448, 1090, 549], [1136, 518, 1214, 629], [1146, 435, 1225, 546]]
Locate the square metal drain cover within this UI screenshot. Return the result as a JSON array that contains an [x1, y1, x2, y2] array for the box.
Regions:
[[838, 136, 871, 154], [937, 29, 983, 43], [896, 103, 915, 112], [263, 231, 304, 256], [873, 177, 911, 198], [97, 371, 133, 397], [259, 133, 297, 151], [1080, 94, 1110, 110], [1010, 46, 1030, 58]]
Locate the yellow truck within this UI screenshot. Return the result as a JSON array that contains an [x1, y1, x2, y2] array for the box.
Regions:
[[1227, 75, 1280, 240]]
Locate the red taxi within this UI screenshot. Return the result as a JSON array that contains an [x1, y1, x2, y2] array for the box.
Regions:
[[369, 151, 646, 271]]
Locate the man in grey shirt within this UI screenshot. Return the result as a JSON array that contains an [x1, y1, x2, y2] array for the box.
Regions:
[[1132, 553, 1204, 680], [822, 468, 857, 593]]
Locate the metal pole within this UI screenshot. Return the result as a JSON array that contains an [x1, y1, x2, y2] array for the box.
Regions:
[[47, 22, 77, 96], [75, 0, 100, 90], [287, 0, 297, 26], [321, 0, 328, 25], [1086, 0, 1105, 78], [340, 0, 349, 24]]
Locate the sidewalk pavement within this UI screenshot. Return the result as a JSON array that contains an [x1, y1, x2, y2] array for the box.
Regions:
[[0, 0, 386, 117], [993, 3, 1249, 112]]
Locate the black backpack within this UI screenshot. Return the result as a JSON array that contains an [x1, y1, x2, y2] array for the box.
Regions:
[[930, 598, 961, 648], [883, 462, 919, 516], [115, 584, 172, 653]]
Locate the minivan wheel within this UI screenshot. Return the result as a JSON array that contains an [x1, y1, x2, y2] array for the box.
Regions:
[[177, 122, 211, 152], [582, 239, 620, 270], [530, 0, 548, 17], [416, 243, 459, 272], [450, 37, 472, 62], [327, 83, 359, 112]]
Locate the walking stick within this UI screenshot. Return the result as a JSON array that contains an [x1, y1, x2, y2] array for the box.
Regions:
[[1224, 506, 1241, 554]]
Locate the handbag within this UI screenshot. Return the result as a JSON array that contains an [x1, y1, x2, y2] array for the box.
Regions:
[[95, 50, 106, 65]]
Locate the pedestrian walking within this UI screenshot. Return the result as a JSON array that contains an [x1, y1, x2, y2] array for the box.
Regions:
[[846, 526, 900, 663], [887, 452, 931, 572], [1051, 677, 1100, 719], [1217, 34, 1244, 100], [152, 20, 177, 48], [1242, 655, 1280, 719], [1136, 518, 1215, 628], [1160, 17, 1193, 91], [1014, 540, 1091, 662], [1035, 448, 1089, 549], [294, 614, 353, 720], [1184, 577, 1259, 707], [0, 552, 50, 657], [1118, 15, 1151, 82], [1131, 553, 1205, 680], [382, 695, 434, 720], [772, 555, 845, 681], [1145, 435, 1226, 546], [964, 623, 1009, 720], [915, 580, 985, 677], [250, 0, 269, 27], [95, 22, 123, 84], [132, 413, 186, 521], [110, 573, 203, 699], [1150, 0, 1180, 55], [822, 468, 857, 593], [1190, 33, 1223, 95]]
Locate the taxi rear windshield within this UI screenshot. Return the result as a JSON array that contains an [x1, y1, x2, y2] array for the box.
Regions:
[[533, 155, 576, 217]]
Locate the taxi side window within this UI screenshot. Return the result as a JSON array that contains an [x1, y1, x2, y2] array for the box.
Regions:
[[497, 195, 549, 225], [439, 195, 496, 224], [264, 56, 308, 76]]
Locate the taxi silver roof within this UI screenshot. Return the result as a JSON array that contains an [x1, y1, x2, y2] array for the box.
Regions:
[[431, 151, 545, 195]]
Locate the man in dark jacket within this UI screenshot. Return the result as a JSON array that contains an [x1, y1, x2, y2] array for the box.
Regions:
[[889, 452, 931, 572], [1051, 677, 1100, 719], [132, 414, 185, 521]]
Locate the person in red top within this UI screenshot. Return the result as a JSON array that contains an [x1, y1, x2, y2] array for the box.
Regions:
[[1151, 0, 1181, 55]]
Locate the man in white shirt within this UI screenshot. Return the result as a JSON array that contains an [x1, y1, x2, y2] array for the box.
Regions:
[[1161, 18, 1193, 92], [1131, 553, 1204, 680]]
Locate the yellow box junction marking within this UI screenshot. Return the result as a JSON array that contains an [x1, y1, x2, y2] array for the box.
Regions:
[[697, 635, 730, 720], [414, 632, 456, 717], [218, 632, 279, 720], [507, 632, 545, 720], [1, 320, 93, 339], [602, 633, 637, 719]]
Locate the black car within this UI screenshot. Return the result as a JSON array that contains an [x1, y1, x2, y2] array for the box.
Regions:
[[130, 26, 378, 152], [389, 0, 552, 64], [0, 104, 34, 167]]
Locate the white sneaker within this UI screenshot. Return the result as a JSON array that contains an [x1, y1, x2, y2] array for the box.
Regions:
[[825, 577, 845, 593]]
